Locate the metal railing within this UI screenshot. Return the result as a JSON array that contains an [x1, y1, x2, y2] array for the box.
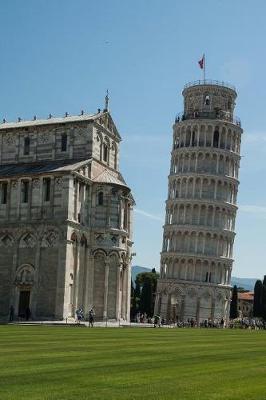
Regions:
[[175, 110, 241, 127], [183, 80, 236, 91]]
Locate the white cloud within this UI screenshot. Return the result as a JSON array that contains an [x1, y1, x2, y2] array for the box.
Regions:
[[134, 208, 164, 222]]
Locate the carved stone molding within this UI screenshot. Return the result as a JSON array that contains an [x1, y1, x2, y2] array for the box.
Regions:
[[41, 230, 59, 247], [19, 233, 36, 248], [3, 133, 16, 145], [32, 179, 40, 189]]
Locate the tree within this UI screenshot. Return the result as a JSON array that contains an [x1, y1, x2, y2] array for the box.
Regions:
[[139, 279, 153, 316], [135, 270, 159, 317], [262, 275, 266, 321], [253, 280, 263, 317], [130, 279, 137, 320], [230, 285, 238, 319]]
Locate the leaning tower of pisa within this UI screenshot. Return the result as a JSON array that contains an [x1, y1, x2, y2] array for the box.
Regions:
[[154, 80, 242, 324]]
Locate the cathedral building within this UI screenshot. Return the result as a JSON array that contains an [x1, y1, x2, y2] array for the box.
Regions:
[[0, 102, 134, 321], [155, 80, 242, 324]]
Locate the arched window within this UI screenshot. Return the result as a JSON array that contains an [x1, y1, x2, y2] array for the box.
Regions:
[[213, 130, 219, 148], [98, 191, 104, 205], [103, 143, 108, 162], [0, 182, 8, 204], [71, 232, 77, 242], [43, 178, 51, 202], [24, 137, 30, 155], [191, 131, 196, 146], [205, 95, 210, 106], [61, 134, 67, 152], [21, 181, 29, 203]]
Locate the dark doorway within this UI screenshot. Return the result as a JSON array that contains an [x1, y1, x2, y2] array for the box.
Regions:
[[18, 291, 30, 318]]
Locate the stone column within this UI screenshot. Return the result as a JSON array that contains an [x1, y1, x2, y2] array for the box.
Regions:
[[116, 263, 123, 320], [211, 296, 215, 322], [74, 242, 80, 309], [103, 260, 110, 319], [31, 239, 41, 319], [180, 296, 185, 321], [125, 264, 131, 322], [154, 292, 160, 315], [10, 238, 19, 316], [87, 254, 95, 309], [55, 237, 69, 319], [121, 266, 126, 320], [83, 246, 90, 316], [196, 297, 200, 325], [160, 293, 169, 320]]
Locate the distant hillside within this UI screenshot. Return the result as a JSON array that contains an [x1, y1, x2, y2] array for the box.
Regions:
[[131, 266, 152, 283], [231, 277, 257, 291], [132, 266, 258, 291]]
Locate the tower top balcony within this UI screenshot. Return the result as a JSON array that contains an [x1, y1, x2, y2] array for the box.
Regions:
[[183, 79, 236, 93], [181, 79, 238, 123], [175, 110, 241, 127]]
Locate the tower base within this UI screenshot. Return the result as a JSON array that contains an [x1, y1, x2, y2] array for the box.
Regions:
[[155, 279, 231, 325]]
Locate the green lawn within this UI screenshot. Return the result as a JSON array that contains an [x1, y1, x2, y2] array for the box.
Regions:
[[0, 326, 266, 400]]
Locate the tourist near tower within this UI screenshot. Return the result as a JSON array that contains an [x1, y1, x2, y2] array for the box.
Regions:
[[154, 57, 243, 324]]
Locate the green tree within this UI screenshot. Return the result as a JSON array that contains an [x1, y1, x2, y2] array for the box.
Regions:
[[136, 269, 159, 317], [253, 280, 263, 317], [262, 276, 266, 321], [139, 279, 153, 316], [130, 279, 137, 320], [230, 285, 238, 319]]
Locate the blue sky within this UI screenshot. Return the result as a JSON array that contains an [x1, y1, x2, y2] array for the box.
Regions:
[[0, 0, 266, 278]]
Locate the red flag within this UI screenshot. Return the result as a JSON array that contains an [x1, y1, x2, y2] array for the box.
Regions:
[[198, 55, 204, 69]]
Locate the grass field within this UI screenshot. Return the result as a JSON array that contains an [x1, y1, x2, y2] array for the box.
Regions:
[[0, 326, 266, 400]]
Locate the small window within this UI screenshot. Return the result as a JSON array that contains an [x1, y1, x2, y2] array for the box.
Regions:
[[205, 95, 210, 106], [213, 130, 219, 148], [61, 134, 67, 152], [24, 137, 30, 155], [98, 191, 104, 205], [21, 181, 29, 203], [43, 178, 51, 202], [191, 131, 196, 146], [103, 144, 108, 162], [1, 182, 8, 204]]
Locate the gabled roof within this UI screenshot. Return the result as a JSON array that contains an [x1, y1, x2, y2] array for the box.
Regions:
[[92, 168, 128, 188], [0, 112, 105, 131], [0, 110, 121, 141], [0, 159, 91, 178]]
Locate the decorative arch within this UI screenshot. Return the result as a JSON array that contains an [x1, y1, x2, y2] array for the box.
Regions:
[[93, 248, 108, 257], [41, 230, 59, 247], [15, 264, 35, 286], [0, 233, 14, 247], [19, 232, 37, 248], [71, 232, 78, 242]]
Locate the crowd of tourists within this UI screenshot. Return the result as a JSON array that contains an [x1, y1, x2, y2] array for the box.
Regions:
[[134, 312, 266, 329]]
